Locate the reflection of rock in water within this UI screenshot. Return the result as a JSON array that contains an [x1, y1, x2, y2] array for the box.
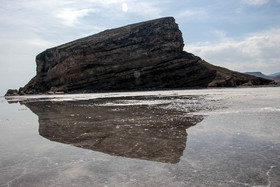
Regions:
[[24, 96, 203, 163]]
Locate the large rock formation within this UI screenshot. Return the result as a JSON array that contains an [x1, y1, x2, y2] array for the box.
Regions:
[[10, 17, 276, 95]]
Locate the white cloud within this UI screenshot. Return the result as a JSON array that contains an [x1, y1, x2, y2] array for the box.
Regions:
[[185, 27, 280, 74], [27, 38, 53, 48], [54, 8, 95, 27], [175, 9, 207, 18], [129, 2, 163, 18], [176, 10, 198, 17], [175, 9, 208, 21], [241, 0, 270, 5]]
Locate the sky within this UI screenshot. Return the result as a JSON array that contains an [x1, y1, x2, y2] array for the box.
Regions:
[[1, 0, 280, 95]]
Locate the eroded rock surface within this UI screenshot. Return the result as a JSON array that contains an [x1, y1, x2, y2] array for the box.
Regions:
[[14, 17, 275, 94]]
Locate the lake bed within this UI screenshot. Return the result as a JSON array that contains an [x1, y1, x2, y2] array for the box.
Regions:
[[1, 87, 280, 187]]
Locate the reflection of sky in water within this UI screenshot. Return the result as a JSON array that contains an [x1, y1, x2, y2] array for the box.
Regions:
[[1, 87, 280, 186]]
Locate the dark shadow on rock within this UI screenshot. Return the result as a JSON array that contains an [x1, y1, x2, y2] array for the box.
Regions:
[[16, 17, 275, 95], [23, 95, 204, 163]]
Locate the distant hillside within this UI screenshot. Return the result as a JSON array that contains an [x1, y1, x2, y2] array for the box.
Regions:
[[244, 72, 273, 80], [269, 72, 280, 77], [272, 75, 280, 83]]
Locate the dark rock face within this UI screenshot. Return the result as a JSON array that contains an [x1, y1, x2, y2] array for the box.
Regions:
[[19, 17, 275, 94], [24, 96, 203, 163], [5, 89, 18, 96]]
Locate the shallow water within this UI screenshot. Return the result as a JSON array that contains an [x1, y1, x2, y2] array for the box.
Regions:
[[1, 87, 280, 186]]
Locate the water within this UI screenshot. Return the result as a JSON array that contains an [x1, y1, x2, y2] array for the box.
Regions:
[[1, 87, 280, 186]]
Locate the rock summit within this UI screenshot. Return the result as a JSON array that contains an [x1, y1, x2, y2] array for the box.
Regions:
[[6, 17, 275, 95]]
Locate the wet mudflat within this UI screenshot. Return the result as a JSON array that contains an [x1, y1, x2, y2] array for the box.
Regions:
[[1, 87, 280, 187]]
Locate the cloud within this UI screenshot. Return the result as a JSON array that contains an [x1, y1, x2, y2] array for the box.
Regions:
[[54, 8, 95, 27], [128, 1, 163, 18], [175, 9, 208, 21], [241, 0, 270, 5], [27, 38, 53, 48], [176, 10, 202, 17], [185, 27, 280, 74]]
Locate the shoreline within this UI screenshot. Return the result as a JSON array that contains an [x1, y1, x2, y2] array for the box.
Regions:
[[4, 83, 279, 97], [4, 86, 280, 104]]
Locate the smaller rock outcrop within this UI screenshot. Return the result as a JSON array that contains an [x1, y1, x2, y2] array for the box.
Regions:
[[5, 87, 25, 96], [5, 89, 18, 96]]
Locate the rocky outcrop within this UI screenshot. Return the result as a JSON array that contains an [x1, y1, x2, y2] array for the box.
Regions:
[[8, 17, 276, 95], [5, 89, 18, 96]]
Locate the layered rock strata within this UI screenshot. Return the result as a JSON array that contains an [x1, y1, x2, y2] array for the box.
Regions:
[[7, 17, 275, 95]]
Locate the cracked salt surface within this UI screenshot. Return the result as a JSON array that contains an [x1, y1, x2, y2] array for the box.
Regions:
[[1, 87, 280, 187], [266, 166, 276, 187]]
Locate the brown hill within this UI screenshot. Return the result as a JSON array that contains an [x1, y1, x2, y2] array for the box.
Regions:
[[6, 17, 275, 95]]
